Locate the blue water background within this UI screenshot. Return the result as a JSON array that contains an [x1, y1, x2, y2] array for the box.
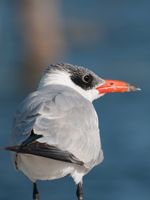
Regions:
[[0, 1, 150, 199]]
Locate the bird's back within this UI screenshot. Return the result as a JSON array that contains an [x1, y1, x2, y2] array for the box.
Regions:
[[10, 85, 103, 170]]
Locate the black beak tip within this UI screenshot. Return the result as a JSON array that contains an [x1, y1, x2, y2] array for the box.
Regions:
[[128, 84, 141, 92]]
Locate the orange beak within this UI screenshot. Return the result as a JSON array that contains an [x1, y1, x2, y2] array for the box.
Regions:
[[96, 79, 141, 94]]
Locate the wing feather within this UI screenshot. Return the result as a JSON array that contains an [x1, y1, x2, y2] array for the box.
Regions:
[[10, 85, 103, 169]]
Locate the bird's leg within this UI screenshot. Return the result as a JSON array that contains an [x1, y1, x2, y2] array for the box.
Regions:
[[76, 182, 83, 200], [33, 182, 40, 200]]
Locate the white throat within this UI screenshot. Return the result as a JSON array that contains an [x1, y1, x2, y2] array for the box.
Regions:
[[38, 71, 103, 102]]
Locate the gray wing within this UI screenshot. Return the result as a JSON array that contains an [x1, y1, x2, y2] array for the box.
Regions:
[[10, 85, 103, 169]]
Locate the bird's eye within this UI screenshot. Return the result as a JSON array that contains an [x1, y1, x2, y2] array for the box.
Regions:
[[83, 75, 91, 83]]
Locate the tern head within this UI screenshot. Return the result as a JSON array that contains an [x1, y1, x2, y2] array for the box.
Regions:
[[38, 63, 140, 102]]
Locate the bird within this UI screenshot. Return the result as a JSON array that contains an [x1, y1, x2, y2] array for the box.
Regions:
[[2, 63, 140, 200]]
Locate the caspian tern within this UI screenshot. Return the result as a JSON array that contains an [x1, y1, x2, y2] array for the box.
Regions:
[[2, 63, 140, 200]]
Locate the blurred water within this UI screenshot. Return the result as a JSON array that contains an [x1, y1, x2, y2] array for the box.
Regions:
[[0, 1, 150, 200]]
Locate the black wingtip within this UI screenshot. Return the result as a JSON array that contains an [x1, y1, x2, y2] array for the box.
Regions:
[[1, 145, 20, 152], [1, 146, 12, 150], [2, 147, 8, 150]]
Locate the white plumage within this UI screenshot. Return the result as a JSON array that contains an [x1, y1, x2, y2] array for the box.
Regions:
[[11, 85, 104, 184], [3, 63, 140, 200]]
